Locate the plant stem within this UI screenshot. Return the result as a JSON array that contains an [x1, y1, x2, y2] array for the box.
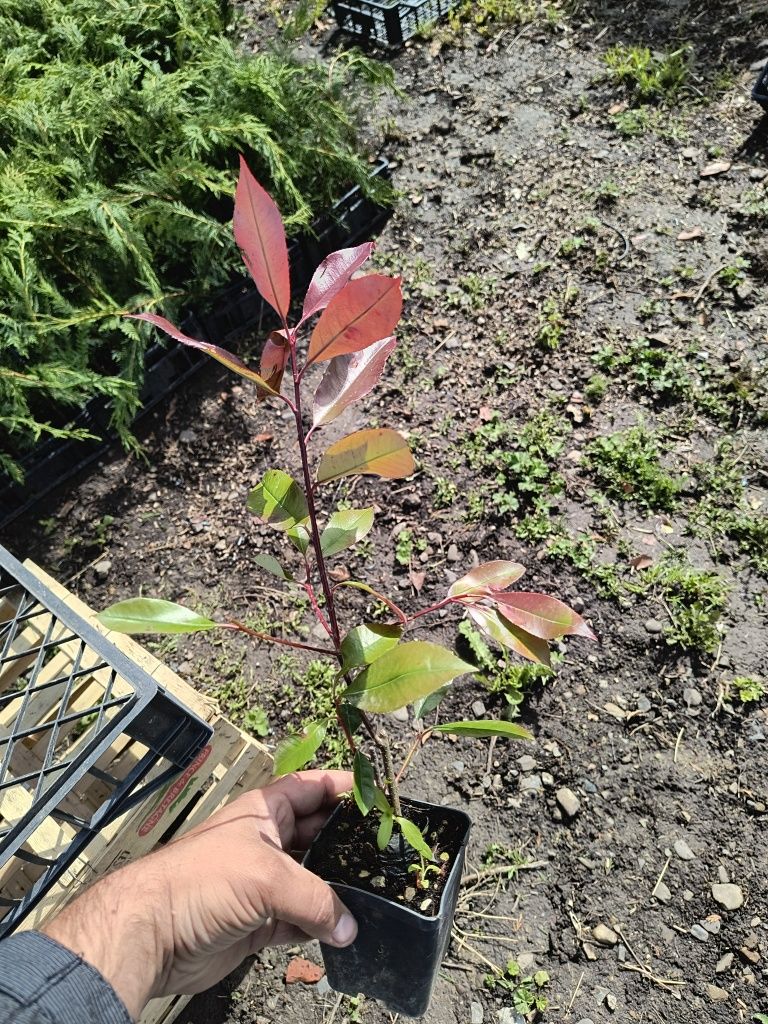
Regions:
[[405, 597, 455, 625], [222, 621, 336, 656], [395, 729, 432, 784], [290, 344, 342, 650], [380, 732, 402, 817]]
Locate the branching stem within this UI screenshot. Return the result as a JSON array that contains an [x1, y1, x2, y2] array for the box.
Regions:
[[221, 621, 335, 656]]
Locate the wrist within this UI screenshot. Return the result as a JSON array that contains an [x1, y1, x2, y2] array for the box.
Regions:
[[42, 860, 172, 1021]]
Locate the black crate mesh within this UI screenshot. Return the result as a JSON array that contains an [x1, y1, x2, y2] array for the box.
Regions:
[[333, 0, 458, 45]]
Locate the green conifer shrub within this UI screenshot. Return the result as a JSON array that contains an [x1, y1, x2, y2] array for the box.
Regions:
[[0, 0, 392, 481]]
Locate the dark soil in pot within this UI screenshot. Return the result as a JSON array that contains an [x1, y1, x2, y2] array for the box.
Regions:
[[303, 796, 471, 1017]]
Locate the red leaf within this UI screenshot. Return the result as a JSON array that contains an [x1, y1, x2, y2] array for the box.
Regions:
[[312, 336, 396, 427], [233, 155, 291, 321], [285, 957, 324, 985], [128, 314, 276, 396], [449, 561, 526, 599], [301, 242, 375, 322], [308, 275, 402, 364], [468, 606, 551, 666], [259, 329, 290, 400], [488, 591, 596, 641]]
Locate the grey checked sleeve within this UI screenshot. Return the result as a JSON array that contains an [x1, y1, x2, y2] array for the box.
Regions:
[[0, 931, 131, 1024]]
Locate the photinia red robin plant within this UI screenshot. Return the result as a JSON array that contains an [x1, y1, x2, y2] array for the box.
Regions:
[[100, 156, 595, 859]]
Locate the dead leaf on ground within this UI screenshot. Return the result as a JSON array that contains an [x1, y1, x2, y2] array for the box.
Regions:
[[677, 227, 703, 241], [409, 569, 426, 593], [608, 101, 628, 115], [285, 957, 324, 985], [630, 554, 654, 570], [604, 702, 628, 721], [700, 160, 731, 178]]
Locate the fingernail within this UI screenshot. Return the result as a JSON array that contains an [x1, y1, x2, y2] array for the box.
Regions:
[[329, 912, 357, 947]]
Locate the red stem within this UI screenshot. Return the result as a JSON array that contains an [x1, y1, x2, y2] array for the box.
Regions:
[[221, 621, 335, 656]]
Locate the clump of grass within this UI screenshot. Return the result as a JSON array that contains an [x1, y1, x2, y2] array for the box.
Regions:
[[641, 550, 729, 654], [585, 425, 681, 512], [604, 43, 691, 103], [458, 621, 553, 716]]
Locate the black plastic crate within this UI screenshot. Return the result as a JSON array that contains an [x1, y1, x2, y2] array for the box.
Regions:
[[754, 62, 768, 110], [331, 0, 457, 46], [0, 547, 212, 936]]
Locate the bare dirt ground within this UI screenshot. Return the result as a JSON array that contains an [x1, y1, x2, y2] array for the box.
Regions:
[[4, 2, 768, 1022]]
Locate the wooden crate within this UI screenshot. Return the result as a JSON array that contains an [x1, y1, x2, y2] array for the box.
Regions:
[[6, 562, 274, 1024]]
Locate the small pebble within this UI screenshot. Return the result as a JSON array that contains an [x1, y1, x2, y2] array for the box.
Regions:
[[390, 706, 409, 723], [583, 941, 597, 961], [518, 754, 536, 772], [316, 977, 332, 996], [94, 559, 112, 579], [715, 952, 733, 973], [705, 983, 729, 1002], [741, 946, 760, 964], [471, 1002, 484, 1024], [674, 839, 695, 861], [690, 923, 709, 942], [447, 543, 460, 562], [654, 881, 672, 903], [592, 923, 618, 946], [644, 618, 664, 634], [371, 875, 385, 889], [521, 774, 543, 793], [471, 699, 487, 717], [718, 865, 730, 884], [711, 883, 743, 910], [683, 687, 702, 707], [556, 786, 581, 818], [702, 916, 721, 935], [541, 771, 554, 787]]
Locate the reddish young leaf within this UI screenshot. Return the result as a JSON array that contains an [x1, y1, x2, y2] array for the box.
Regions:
[[307, 275, 402, 364], [233, 155, 290, 321], [128, 314, 276, 396], [312, 337, 396, 427], [448, 560, 526, 599], [301, 242, 375, 322], [316, 429, 414, 484], [468, 606, 551, 666], [487, 591, 596, 641], [259, 329, 290, 399]]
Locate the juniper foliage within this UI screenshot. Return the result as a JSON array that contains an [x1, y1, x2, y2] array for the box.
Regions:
[[0, 0, 392, 480]]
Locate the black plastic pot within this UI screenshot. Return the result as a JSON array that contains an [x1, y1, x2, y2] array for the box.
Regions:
[[303, 797, 471, 1018]]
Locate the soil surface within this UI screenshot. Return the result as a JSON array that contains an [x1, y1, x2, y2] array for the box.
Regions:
[[5, 2, 768, 1023]]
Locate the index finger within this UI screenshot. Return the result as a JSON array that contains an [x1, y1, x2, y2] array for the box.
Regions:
[[265, 769, 353, 819]]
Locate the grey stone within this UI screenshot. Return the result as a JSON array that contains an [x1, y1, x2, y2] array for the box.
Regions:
[[592, 923, 618, 946], [683, 687, 702, 706], [521, 774, 543, 793], [541, 771, 555, 787], [605, 993, 617, 1012], [674, 839, 695, 860], [556, 786, 580, 818], [179, 429, 197, 444], [712, 883, 743, 910], [644, 618, 664, 634], [496, 1010, 525, 1024], [316, 977, 332, 996], [471, 1002, 484, 1024], [516, 952, 535, 972], [653, 881, 672, 903], [582, 779, 598, 794], [518, 755, 536, 773], [718, 865, 730, 884], [471, 699, 487, 717], [702, 917, 721, 934], [94, 559, 111, 579], [636, 695, 651, 712], [705, 984, 729, 1002], [715, 952, 733, 973], [447, 543, 461, 562], [690, 923, 709, 942], [450, 760, 465, 777], [390, 706, 409, 723]]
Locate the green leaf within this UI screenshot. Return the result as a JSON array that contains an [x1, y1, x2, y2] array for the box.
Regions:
[[342, 641, 473, 713], [253, 553, 293, 581], [412, 684, 451, 720], [320, 507, 375, 556], [395, 816, 434, 861], [377, 811, 394, 851], [287, 522, 311, 554], [316, 428, 414, 484], [98, 598, 216, 635], [339, 703, 363, 736], [340, 622, 402, 671], [373, 787, 393, 815], [273, 720, 328, 776], [432, 720, 533, 741], [753, 1016, 768, 1024], [352, 751, 376, 816], [247, 469, 309, 529]]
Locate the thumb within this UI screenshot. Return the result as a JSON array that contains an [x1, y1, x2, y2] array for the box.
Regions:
[[260, 847, 357, 948]]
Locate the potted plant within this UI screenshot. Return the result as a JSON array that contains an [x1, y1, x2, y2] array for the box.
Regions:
[[100, 157, 595, 1017]]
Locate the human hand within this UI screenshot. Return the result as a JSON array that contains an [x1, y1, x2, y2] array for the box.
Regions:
[[43, 770, 356, 1020]]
